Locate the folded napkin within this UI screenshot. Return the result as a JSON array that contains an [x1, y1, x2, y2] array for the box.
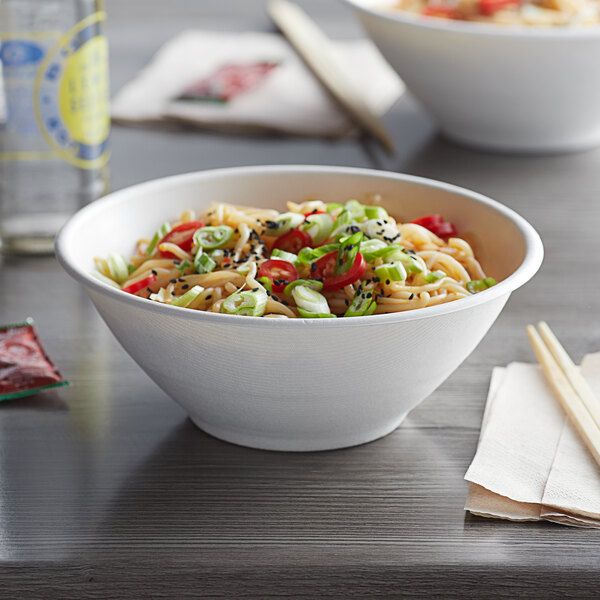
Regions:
[[465, 352, 600, 527], [110, 30, 404, 138]]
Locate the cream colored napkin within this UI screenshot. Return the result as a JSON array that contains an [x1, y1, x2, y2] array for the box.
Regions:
[[465, 352, 600, 527], [111, 30, 404, 137]]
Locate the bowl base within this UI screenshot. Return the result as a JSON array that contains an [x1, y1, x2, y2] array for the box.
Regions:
[[188, 412, 409, 452]]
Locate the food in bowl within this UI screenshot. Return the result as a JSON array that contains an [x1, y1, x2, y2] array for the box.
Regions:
[[94, 198, 496, 318], [55, 166, 543, 451], [392, 0, 600, 25]]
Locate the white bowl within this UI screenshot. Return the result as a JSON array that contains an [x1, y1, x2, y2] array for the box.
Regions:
[[344, 0, 600, 153], [55, 166, 543, 451]]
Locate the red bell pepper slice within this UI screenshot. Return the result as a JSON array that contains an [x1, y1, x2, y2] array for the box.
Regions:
[[258, 259, 299, 294], [158, 221, 205, 258], [272, 229, 313, 254], [122, 274, 157, 295]]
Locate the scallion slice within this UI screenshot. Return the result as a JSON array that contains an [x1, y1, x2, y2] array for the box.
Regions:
[[301, 213, 334, 245], [263, 212, 304, 237], [326, 202, 343, 214], [466, 277, 497, 294], [297, 244, 339, 264], [220, 288, 268, 317], [172, 285, 205, 308], [271, 248, 299, 265], [91, 271, 120, 288], [176, 259, 192, 276], [364, 206, 388, 220], [194, 225, 234, 250], [146, 222, 171, 256], [344, 199, 366, 220], [297, 309, 337, 319], [107, 252, 130, 284], [283, 279, 324, 295], [193, 247, 216, 274], [375, 261, 408, 283], [423, 270, 446, 283], [257, 276, 273, 293], [344, 289, 376, 317], [291, 285, 331, 316], [334, 231, 362, 276]]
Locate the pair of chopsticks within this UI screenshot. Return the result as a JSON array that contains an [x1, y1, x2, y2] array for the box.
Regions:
[[527, 321, 600, 467], [267, 0, 396, 154]]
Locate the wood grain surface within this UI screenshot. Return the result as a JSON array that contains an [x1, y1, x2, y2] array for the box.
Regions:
[[1, 0, 599, 597]]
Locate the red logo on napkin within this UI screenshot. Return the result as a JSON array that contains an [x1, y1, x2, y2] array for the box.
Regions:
[[178, 62, 279, 103]]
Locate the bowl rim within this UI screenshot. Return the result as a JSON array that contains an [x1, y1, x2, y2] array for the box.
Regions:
[[342, 0, 600, 39], [55, 164, 544, 330]]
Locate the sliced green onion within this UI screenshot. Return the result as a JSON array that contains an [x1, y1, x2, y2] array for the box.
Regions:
[[334, 231, 362, 276], [466, 277, 497, 294], [91, 271, 120, 288], [423, 270, 446, 283], [107, 252, 129, 284], [194, 225, 234, 250], [375, 261, 408, 283], [361, 219, 401, 243], [193, 247, 216, 274], [149, 288, 171, 303], [271, 248, 298, 265], [344, 199, 365, 220], [176, 259, 192, 276], [344, 289, 376, 317], [364, 206, 388, 220], [172, 285, 205, 307], [283, 279, 324, 295], [297, 244, 339, 264], [297, 309, 337, 319], [263, 212, 304, 237], [220, 289, 268, 317], [257, 276, 273, 293], [236, 263, 252, 274], [301, 213, 334, 245], [326, 202, 343, 214], [332, 208, 355, 232], [394, 251, 423, 274], [292, 285, 330, 315], [127, 264, 137, 274], [146, 222, 171, 256]]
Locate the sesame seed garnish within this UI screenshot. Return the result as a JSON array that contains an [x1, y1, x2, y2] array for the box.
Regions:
[[409, 293, 414, 299], [206, 295, 212, 300], [182, 284, 189, 290], [170, 279, 177, 283]]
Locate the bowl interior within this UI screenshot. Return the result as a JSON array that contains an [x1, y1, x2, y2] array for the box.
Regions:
[[58, 166, 534, 294]]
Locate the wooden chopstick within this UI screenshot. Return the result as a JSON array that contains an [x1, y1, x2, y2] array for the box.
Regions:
[[526, 322, 600, 467], [267, 0, 396, 154]]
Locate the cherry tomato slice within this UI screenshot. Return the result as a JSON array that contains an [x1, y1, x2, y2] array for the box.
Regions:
[[258, 259, 299, 293], [122, 274, 157, 295], [312, 251, 367, 292], [303, 210, 326, 217], [158, 220, 205, 258], [272, 229, 312, 254], [411, 214, 456, 239]]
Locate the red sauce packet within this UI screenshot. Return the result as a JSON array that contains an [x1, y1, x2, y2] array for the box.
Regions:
[[0, 319, 68, 401], [177, 62, 279, 103]]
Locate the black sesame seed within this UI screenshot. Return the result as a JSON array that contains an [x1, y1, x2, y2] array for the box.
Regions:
[[170, 279, 177, 284], [311, 263, 317, 272], [146, 287, 152, 293], [386, 279, 390, 285], [409, 293, 414, 299], [366, 292, 372, 298], [252, 287, 258, 292], [173, 260, 181, 265], [182, 284, 189, 290], [206, 295, 212, 300], [178, 278, 185, 282]]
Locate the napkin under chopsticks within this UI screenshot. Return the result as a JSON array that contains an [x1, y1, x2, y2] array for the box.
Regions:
[[110, 30, 404, 138], [465, 352, 600, 528]]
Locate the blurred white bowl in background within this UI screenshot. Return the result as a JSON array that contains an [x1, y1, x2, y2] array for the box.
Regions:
[[344, 0, 600, 153], [56, 166, 543, 451]]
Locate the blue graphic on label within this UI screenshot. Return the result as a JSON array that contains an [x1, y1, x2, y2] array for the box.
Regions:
[[0, 11, 109, 168]]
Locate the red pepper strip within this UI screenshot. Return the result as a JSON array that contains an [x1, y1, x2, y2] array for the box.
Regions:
[[411, 214, 457, 239], [158, 220, 205, 258], [302, 210, 326, 217], [479, 0, 519, 14], [258, 259, 298, 294], [122, 274, 157, 295], [421, 4, 457, 18], [312, 251, 367, 292]]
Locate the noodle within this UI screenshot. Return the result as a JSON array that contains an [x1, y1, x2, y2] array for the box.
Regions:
[[96, 199, 495, 318]]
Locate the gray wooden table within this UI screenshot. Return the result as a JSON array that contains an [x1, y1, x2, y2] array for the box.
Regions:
[[1, 1, 600, 597]]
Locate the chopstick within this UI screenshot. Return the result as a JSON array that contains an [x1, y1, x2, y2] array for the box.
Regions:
[[267, 0, 396, 154], [526, 321, 600, 467]]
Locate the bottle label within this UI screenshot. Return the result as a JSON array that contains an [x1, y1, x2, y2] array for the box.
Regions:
[[0, 11, 109, 170]]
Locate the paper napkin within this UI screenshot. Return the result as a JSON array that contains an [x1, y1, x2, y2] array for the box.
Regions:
[[110, 30, 404, 138], [465, 353, 600, 528]]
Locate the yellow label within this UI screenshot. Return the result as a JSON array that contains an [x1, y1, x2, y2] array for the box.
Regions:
[[59, 35, 110, 147]]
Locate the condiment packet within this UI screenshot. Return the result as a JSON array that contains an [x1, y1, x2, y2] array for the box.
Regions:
[[0, 319, 68, 401]]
